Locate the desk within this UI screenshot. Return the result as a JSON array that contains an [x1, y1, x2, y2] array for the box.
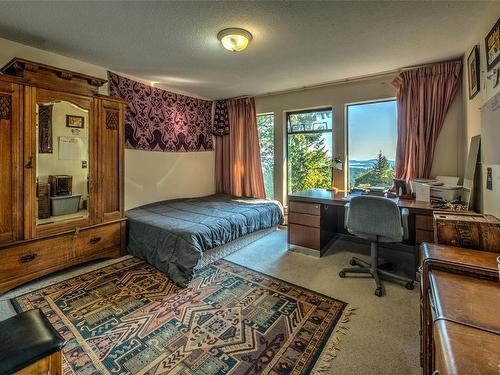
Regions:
[[420, 243, 499, 374], [287, 189, 445, 255]]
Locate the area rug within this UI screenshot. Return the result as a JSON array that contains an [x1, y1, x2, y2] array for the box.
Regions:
[[11, 257, 352, 374]]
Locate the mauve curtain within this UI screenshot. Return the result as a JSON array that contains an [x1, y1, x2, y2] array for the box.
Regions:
[[215, 97, 266, 198], [392, 61, 462, 182]]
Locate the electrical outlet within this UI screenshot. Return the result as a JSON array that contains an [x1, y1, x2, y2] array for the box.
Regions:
[[486, 167, 492, 190]]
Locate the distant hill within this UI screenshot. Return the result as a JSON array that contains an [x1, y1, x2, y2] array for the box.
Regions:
[[349, 159, 395, 168], [348, 159, 395, 188]]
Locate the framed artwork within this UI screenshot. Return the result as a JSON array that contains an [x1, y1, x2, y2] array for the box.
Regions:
[[66, 114, 84, 128], [485, 17, 500, 71], [467, 45, 480, 99]]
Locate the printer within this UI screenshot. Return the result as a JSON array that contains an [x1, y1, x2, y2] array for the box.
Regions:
[[411, 178, 463, 203]]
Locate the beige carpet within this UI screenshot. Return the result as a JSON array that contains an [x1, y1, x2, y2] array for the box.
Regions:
[[0, 228, 420, 375]]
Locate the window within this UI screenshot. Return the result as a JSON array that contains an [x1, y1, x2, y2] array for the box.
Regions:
[[257, 113, 274, 199], [287, 108, 333, 193], [347, 100, 397, 190]]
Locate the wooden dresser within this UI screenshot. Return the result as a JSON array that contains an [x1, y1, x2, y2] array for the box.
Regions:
[[0, 58, 127, 294], [420, 243, 500, 375]]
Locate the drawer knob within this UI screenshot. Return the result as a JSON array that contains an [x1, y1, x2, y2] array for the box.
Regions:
[[90, 236, 102, 244], [20, 253, 37, 263]]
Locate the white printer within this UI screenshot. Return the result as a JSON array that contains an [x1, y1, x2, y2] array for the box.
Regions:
[[411, 177, 463, 202]]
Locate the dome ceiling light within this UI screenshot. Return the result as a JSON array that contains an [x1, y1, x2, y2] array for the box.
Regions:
[[217, 28, 253, 52]]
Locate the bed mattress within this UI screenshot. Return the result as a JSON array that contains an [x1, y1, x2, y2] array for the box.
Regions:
[[126, 194, 284, 287]]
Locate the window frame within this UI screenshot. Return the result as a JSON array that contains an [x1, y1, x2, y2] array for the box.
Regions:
[[285, 107, 333, 194], [345, 98, 397, 191]]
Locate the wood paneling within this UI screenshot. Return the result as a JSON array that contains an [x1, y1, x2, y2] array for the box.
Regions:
[[16, 351, 62, 375], [1, 57, 106, 96], [0, 79, 22, 244], [97, 99, 124, 222]]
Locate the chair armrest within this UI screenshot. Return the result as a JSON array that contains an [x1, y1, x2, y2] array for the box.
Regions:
[[401, 208, 409, 240], [344, 203, 350, 229]]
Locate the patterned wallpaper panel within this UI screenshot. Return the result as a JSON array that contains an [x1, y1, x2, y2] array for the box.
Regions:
[[108, 72, 213, 152]]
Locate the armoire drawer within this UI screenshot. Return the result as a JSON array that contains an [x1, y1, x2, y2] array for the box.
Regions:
[[73, 222, 121, 259], [0, 223, 122, 285]]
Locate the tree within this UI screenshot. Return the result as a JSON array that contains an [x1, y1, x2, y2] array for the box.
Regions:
[[354, 150, 394, 187], [257, 115, 274, 198], [287, 111, 332, 192], [288, 133, 331, 192]]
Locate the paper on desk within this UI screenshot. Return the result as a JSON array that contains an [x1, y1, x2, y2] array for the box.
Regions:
[[415, 183, 430, 202], [436, 176, 460, 186]]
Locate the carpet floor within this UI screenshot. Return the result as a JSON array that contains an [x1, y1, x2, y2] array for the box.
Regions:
[[0, 228, 420, 374]]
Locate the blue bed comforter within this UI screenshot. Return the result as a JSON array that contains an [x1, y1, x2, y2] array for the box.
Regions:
[[126, 194, 284, 287]]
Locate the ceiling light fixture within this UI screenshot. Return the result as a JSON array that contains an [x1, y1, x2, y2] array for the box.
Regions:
[[217, 28, 252, 52]]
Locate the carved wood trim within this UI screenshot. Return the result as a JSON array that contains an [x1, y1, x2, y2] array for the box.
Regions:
[[0, 94, 11, 120], [105, 110, 119, 130]]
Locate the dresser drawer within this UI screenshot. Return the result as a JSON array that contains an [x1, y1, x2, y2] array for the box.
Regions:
[[73, 222, 121, 259], [1, 233, 75, 282], [288, 212, 320, 228], [289, 201, 320, 216], [0, 223, 122, 287], [289, 223, 320, 250], [416, 214, 434, 231]]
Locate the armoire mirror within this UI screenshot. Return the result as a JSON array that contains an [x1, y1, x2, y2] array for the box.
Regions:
[[35, 100, 89, 225]]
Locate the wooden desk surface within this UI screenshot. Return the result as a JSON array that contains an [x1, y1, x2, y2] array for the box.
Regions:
[[288, 189, 437, 213]]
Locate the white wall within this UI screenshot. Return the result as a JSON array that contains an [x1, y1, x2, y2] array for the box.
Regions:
[[0, 37, 216, 210], [256, 73, 463, 203], [462, 3, 500, 217]]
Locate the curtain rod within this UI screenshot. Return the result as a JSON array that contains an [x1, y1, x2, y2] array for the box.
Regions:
[[400, 57, 462, 71], [256, 56, 463, 98]]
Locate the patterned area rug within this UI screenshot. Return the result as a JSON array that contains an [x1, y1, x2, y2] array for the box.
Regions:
[[12, 257, 351, 374]]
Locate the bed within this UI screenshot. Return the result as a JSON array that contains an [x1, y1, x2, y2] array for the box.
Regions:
[[125, 194, 284, 287]]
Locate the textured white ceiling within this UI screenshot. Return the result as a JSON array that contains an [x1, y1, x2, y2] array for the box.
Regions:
[[0, 1, 491, 99]]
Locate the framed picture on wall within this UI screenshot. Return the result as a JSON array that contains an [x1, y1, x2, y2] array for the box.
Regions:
[[66, 114, 84, 128], [467, 45, 480, 99], [485, 17, 500, 71]]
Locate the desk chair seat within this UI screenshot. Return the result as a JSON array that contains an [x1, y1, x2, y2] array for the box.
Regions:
[[339, 195, 414, 297]]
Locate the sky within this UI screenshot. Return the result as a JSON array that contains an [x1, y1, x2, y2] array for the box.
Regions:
[[347, 100, 397, 161]]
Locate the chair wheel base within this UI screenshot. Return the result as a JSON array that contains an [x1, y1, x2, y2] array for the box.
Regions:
[[374, 288, 383, 297], [405, 282, 414, 290], [339, 271, 346, 278]]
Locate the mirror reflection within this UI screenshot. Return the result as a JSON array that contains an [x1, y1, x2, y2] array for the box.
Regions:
[[36, 101, 89, 225]]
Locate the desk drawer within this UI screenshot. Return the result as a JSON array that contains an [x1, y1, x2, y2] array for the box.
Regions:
[[416, 214, 434, 231], [289, 201, 320, 216], [416, 229, 435, 244], [289, 223, 320, 250], [288, 212, 320, 228]]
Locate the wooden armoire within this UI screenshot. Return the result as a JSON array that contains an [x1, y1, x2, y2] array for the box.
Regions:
[[0, 58, 126, 293]]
